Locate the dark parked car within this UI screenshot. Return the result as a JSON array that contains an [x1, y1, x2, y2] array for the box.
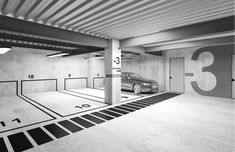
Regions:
[[121, 72, 159, 94]]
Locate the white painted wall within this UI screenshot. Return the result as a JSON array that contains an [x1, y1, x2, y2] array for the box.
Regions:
[[87, 58, 105, 88], [165, 47, 215, 94], [122, 55, 165, 91], [0, 47, 88, 95], [164, 45, 234, 98], [233, 49, 235, 98]]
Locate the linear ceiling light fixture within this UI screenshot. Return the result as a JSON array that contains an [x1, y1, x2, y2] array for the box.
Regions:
[[47, 52, 69, 58], [0, 46, 11, 54]]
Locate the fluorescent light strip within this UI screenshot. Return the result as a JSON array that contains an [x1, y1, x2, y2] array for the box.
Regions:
[[47, 53, 69, 58], [0, 47, 11, 54]]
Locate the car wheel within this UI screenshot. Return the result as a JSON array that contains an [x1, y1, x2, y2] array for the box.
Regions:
[[133, 84, 141, 94]]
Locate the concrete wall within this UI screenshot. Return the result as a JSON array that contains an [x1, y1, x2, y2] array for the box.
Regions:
[[122, 55, 165, 91], [87, 58, 105, 88], [0, 47, 88, 95], [164, 44, 234, 98], [0, 81, 17, 97], [65, 78, 87, 90]]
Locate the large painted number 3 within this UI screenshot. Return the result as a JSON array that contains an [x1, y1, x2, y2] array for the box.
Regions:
[[191, 45, 233, 98]]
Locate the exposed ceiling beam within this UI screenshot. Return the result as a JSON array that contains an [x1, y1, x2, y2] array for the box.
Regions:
[[120, 16, 234, 48], [0, 31, 102, 50], [13, 0, 26, 17], [51, 0, 93, 26], [146, 36, 234, 51], [34, 0, 58, 22], [121, 46, 146, 54], [1, 0, 9, 15], [62, 48, 104, 57], [43, 0, 76, 23], [143, 31, 234, 47], [0, 15, 109, 48], [24, 0, 42, 20], [0, 40, 73, 52]]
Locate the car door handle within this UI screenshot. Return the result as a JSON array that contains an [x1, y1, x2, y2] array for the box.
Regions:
[[170, 76, 173, 79], [232, 78, 235, 82]]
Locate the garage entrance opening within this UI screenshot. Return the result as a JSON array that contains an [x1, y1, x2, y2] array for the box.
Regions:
[[232, 55, 235, 99], [169, 57, 184, 93]]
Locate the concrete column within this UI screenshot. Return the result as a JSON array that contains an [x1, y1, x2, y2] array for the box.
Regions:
[[105, 39, 121, 105], [87, 58, 93, 88]]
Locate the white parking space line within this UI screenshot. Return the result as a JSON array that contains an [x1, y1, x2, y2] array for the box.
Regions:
[[67, 88, 142, 102], [23, 91, 108, 117], [0, 96, 54, 133]]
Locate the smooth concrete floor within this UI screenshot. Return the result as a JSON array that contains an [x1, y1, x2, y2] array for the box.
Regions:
[[24, 91, 108, 117], [0, 96, 53, 133], [65, 88, 142, 102], [23, 94, 235, 152]]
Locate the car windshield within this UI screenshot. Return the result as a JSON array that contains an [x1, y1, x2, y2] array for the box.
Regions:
[[129, 73, 143, 79]]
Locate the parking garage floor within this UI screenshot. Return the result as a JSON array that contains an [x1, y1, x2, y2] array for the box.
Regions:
[[0, 92, 234, 152]]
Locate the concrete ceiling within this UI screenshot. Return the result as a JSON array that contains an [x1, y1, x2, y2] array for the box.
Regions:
[[0, 0, 234, 54], [0, 0, 234, 39]]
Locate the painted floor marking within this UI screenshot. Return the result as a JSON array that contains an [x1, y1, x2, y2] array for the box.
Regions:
[[1, 93, 179, 152]]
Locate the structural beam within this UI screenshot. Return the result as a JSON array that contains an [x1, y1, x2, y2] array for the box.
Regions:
[[0, 15, 109, 48], [121, 46, 146, 54], [120, 16, 234, 48], [146, 35, 235, 52]]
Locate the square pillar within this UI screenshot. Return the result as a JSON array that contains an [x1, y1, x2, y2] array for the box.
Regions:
[[87, 58, 93, 88], [105, 39, 121, 105]]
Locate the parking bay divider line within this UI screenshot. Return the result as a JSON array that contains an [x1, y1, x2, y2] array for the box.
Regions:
[[1, 93, 180, 152]]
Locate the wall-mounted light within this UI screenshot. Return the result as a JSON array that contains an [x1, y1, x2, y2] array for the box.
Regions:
[[47, 52, 69, 58], [0, 47, 11, 54]]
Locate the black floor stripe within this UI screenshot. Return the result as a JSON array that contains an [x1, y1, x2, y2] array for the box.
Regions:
[[133, 100, 156, 105], [0, 137, 8, 152], [121, 104, 142, 110], [44, 123, 69, 139], [119, 105, 137, 111], [136, 98, 163, 103], [100, 109, 122, 117], [143, 93, 178, 101], [70, 117, 95, 128], [127, 103, 148, 107], [143, 97, 174, 103], [58, 120, 83, 133], [140, 93, 179, 104], [8, 132, 34, 152], [27, 127, 53, 145], [3, 93, 179, 152], [107, 108, 129, 114], [82, 114, 105, 124], [142, 101, 161, 105], [115, 106, 136, 112], [143, 98, 165, 102], [91, 112, 114, 120]]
